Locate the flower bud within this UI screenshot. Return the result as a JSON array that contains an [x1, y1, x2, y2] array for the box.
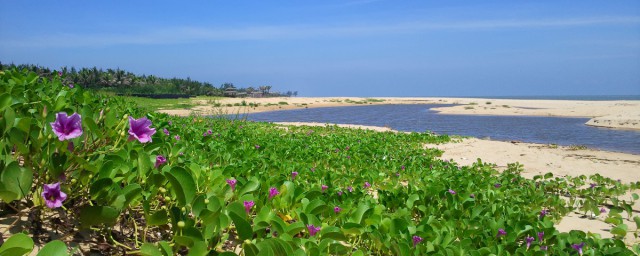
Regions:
[[177, 221, 185, 228]]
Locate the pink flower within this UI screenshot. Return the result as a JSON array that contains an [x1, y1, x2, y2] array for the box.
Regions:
[[448, 189, 456, 195], [525, 236, 534, 250], [226, 179, 237, 191], [163, 128, 170, 136], [128, 116, 156, 143], [243, 201, 254, 214], [50, 112, 83, 141], [364, 182, 371, 188], [255, 145, 260, 149], [42, 183, 67, 208], [269, 187, 280, 199], [497, 229, 507, 238], [155, 155, 166, 168], [291, 172, 298, 180], [68, 83, 74, 88], [334, 206, 341, 213], [321, 185, 328, 192], [174, 135, 180, 141], [412, 236, 423, 247], [307, 224, 321, 237]]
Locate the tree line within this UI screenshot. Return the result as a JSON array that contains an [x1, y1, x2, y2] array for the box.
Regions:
[[0, 62, 296, 97]]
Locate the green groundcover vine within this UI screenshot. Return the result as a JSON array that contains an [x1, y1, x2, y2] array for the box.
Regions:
[[0, 69, 639, 255]]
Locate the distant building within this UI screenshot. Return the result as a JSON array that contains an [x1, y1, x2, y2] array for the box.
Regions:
[[223, 88, 237, 97], [251, 91, 263, 98]]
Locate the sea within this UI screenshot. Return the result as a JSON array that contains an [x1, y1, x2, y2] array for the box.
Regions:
[[236, 99, 640, 154]]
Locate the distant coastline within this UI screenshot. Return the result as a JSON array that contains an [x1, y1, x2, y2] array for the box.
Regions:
[[412, 95, 640, 101]]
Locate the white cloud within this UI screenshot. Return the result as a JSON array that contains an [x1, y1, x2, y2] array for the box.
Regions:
[[2, 16, 639, 48]]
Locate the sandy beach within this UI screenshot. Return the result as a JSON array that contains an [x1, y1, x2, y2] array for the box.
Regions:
[[158, 96, 640, 130]]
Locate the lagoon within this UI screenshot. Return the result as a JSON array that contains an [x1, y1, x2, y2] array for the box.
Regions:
[[239, 104, 640, 154]]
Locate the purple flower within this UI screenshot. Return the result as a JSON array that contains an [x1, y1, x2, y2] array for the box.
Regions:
[[68, 83, 74, 89], [155, 155, 167, 168], [226, 179, 237, 191], [255, 145, 260, 149], [334, 206, 341, 213], [207, 129, 212, 135], [494, 183, 502, 188], [337, 191, 343, 196], [412, 235, 424, 247], [448, 189, 456, 195], [470, 193, 475, 198], [307, 224, 321, 237], [321, 185, 328, 192], [525, 236, 534, 250], [128, 116, 156, 143], [572, 242, 584, 255], [540, 209, 549, 218], [269, 187, 280, 199], [67, 141, 74, 152], [540, 245, 548, 251], [600, 207, 607, 214], [347, 186, 353, 193], [396, 172, 400, 177], [537, 232, 544, 242], [291, 171, 298, 180], [57, 71, 62, 77], [41, 183, 67, 209], [174, 135, 180, 141], [310, 167, 315, 172], [401, 165, 405, 170], [163, 128, 169, 136], [497, 229, 507, 238], [364, 182, 371, 188], [590, 183, 597, 189], [243, 200, 254, 214], [50, 112, 83, 141], [168, 121, 172, 125]]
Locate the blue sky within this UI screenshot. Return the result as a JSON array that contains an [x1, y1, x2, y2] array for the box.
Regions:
[[1, 1, 639, 97]]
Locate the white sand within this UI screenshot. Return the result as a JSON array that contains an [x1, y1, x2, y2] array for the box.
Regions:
[[158, 97, 640, 130]]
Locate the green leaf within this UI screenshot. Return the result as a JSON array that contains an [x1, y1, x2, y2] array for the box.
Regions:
[[238, 178, 260, 196], [0, 93, 12, 111], [3, 107, 15, 131], [0, 161, 33, 202], [229, 211, 253, 241], [79, 206, 120, 227], [147, 210, 169, 226], [0, 233, 34, 256], [634, 216, 640, 229], [165, 166, 196, 206], [120, 184, 143, 209], [349, 203, 371, 224], [139, 243, 162, 256], [35, 240, 68, 256], [610, 224, 628, 237]]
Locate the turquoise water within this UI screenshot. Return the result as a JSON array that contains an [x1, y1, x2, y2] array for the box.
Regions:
[[239, 104, 640, 154]]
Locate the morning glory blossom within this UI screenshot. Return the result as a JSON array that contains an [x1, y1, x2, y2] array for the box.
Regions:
[[525, 236, 534, 250], [307, 224, 321, 237], [537, 232, 544, 242], [364, 182, 371, 188], [226, 179, 237, 191], [155, 155, 167, 168], [42, 182, 67, 209], [448, 189, 456, 195], [269, 187, 280, 199], [334, 206, 341, 213], [572, 242, 585, 255], [243, 200, 254, 214], [50, 112, 83, 141], [291, 171, 298, 180], [497, 229, 507, 238], [128, 116, 156, 143], [412, 236, 424, 247], [321, 185, 328, 192]]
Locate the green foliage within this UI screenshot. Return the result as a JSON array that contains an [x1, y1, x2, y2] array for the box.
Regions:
[[0, 69, 637, 255]]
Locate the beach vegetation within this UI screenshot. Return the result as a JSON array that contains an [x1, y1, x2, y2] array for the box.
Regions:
[[568, 144, 589, 151], [465, 106, 475, 110], [0, 69, 638, 255], [278, 101, 289, 105]]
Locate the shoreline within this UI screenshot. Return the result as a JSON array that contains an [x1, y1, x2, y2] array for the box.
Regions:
[[157, 97, 640, 130]]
